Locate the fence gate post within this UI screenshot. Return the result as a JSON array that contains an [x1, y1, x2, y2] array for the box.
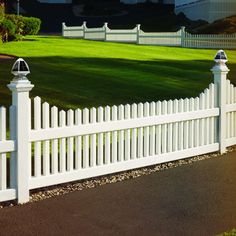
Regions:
[[8, 58, 34, 203], [211, 50, 229, 154]]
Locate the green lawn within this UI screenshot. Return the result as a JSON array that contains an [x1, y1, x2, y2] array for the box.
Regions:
[[0, 36, 235, 110]]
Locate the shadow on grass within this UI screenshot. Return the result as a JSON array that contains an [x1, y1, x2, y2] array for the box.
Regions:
[[0, 56, 235, 110]]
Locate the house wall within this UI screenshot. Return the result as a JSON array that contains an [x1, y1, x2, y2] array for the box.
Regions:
[[175, 0, 236, 23]]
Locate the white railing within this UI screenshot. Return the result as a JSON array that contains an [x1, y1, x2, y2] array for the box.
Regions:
[[0, 52, 234, 204], [62, 22, 236, 49]]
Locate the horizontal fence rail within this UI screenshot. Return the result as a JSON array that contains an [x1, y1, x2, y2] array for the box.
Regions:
[[62, 22, 236, 49]]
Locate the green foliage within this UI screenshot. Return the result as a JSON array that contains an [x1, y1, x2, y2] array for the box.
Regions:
[[22, 17, 41, 35], [1, 14, 41, 42], [5, 14, 24, 35], [0, 3, 4, 22], [0, 18, 16, 42]]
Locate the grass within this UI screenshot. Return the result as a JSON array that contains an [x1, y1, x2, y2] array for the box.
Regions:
[[0, 36, 235, 110]]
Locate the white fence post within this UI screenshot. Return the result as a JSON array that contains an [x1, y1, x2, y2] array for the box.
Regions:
[[83, 21, 87, 38], [211, 50, 229, 154], [136, 24, 141, 44], [181, 26, 186, 48], [104, 22, 108, 41], [8, 58, 34, 203], [62, 22, 66, 37]]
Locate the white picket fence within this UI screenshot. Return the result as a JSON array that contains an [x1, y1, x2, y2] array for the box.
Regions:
[[0, 53, 234, 204], [62, 22, 236, 49]]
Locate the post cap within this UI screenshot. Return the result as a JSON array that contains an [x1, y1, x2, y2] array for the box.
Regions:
[[11, 58, 30, 79], [214, 50, 227, 65]]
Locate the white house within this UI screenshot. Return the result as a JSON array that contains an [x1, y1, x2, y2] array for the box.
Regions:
[[175, 0, 236, 23], [37, 0, 72, 3]]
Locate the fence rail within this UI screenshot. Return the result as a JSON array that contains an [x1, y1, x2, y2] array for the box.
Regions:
[[62, 22, 236, 49], [0, 52, 234, 204]]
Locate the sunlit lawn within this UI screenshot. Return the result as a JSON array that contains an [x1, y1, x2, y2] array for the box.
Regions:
[[0, 36, 235, 109]]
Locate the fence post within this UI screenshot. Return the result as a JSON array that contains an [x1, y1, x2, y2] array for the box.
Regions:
[[83, 21, 86, 38], [7, 58, 34, 203], [181, 26, 186, 47], [211, 50, 229, 154], [104, 22, 108, 41], [62, 22, 66, 37], [136, 24, 141, 44]]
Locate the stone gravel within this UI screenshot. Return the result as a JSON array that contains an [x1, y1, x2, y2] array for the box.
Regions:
[[1, 146, 236, 208]]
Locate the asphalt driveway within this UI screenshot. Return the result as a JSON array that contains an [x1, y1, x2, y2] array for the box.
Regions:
[[0, 152, 235, 236]]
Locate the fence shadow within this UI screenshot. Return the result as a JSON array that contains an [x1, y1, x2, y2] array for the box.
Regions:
[[0, 56, 235, 109]]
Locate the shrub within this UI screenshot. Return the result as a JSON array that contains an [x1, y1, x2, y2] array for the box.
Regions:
[[0, 3, 4, 21], [0, 18, 16, 42], [5, 14, 24, 35], [22, 17, 41, 35]]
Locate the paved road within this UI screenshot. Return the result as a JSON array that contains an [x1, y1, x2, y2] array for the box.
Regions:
[[0, 153, 236, 236]]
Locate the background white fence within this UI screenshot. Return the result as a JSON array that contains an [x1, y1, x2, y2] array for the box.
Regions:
[[62, 22, 236, 49], [0, 53, 234, 204]]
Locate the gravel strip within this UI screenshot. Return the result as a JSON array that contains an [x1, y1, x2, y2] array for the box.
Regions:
[[1, 146, 236, 208]]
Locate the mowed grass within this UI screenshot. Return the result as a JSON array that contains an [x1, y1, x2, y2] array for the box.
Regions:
[[0, 36, 235, 109]]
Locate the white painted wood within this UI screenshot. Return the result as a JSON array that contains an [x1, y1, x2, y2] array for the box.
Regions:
[[194, 97, 200, 147], [75, 109, 82, 169], [67, 109, 74, 171], [97, 107, 104, 165], [30, 108, 220, 142], [161, 101, 167, 154], [178, 99, 184, 150], [90, 108, 97, 167], [131, 104, 137, 159], [59, 110, 66, 173], [150, 102, 156, 156], [63, 23, 236, 49], [9, 106, 17, 190], [156, 101, 162, 154], [30, 143, 219, 190], [118, 105, 124, 161], [125, 104, 131, 161], [167, 100, 173, 152], [8, 79, 34, 203], [143, 102, 149, 157], [173, 99, 178, 151], [0, 107, 7, 190], [42, 102, 50, 176], [83, 108, 89, 168], [105, 106, 111, 164], [199, 93, 205, 146], [34, 97, 41, 177], [51, 106, 58, 174], [204, 89, 210, 145], [112, 106, 118, 163], [189, 98, 194, 148], [0, 189, 16, 202], [184, 98, 190, 149], [212, 61, 229, 153], [0, 141, 15, 153], [137, 103, 143, 158], [209, 84, 215, 144]]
